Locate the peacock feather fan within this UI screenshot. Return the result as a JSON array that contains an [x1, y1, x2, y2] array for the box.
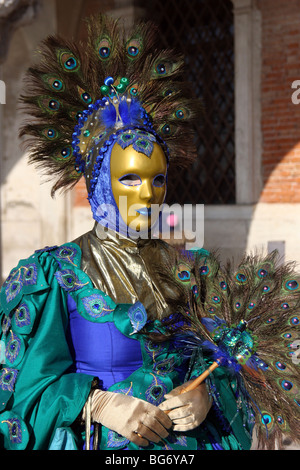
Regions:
[[153, 246, 300, 449], [184, 249, 300, 450], [19, 13, 202, 197]]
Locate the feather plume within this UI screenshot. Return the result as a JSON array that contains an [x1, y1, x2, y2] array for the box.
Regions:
[[156, 247, 300, 450], [19, 13, 202, 196]]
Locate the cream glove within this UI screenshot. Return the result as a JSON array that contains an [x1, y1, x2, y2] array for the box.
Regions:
[[85, 389, 172, 447], [158, 381, 212, 431]]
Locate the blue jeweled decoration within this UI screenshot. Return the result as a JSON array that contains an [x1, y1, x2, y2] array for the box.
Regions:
[[22, 264, 38, 286], [4, 271, 22, 303], [82, 293, 114, 319], [116, 130, 155, 157], [153, 357, 175, 376], [5, 332, 21, 365], [55, 269, 88, 292], [128, 302, 147, 335], [55, 246, 78, 266], [0, 368, 18, 392], [209, 319, 256, 366], [14, 303, 31, 329], [145, 374, 167, 405], [1, 417, 22, 444], [144, 339, 164, 359], [71, 84, 170, 197], [4, 263, 38, 303]]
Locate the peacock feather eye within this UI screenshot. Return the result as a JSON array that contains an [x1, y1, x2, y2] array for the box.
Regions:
[[174, 108, 190, 120], [60, 147, 72, 159], [156, 63, 166, 74], [99, 47, 110, 58], [42, 128, 58, 140], [128, 46, 139, 57], [285, 280, 299, 291], [200, 265, 209, 275], [290, 316, 299, 325], [161, 122, 177, 137], [192, 284, 199, 297], [261, 413, 274, 430], [81, 91, 92, 104], [281, 379, 293, 391], [52, 79, 63, 90], [153, 59, 178, 77], [177, 270, 191, 282], [283, 333, 292, 339], [257, 268, 268, 278], [277, 416, 286, 430], [65, 57, 77, 69], [48, 99, 60, 111], [126, 38, 142, 59], [130, 87, 138, 96], [98, 38, 111, 59], [161, 124, 171, 134], [43, 75, 65, 92], [164, 89, 174, 97], [235, 273, 247, 283], [59, 51, 79, 71], [176, 109, 184, 119], [275, 361, 286, 371]]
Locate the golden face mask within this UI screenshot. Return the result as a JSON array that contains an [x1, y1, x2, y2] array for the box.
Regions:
[[110, 142, 167, 232]]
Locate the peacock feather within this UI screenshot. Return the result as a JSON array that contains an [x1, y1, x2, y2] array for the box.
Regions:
[[19, 14, 202, 197], [183, 250, 300, 449], [156, 247, 300, 449]]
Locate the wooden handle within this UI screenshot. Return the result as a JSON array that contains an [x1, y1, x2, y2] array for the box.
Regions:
[[181, 361, 220, 393], [164, 361, 219, 414]]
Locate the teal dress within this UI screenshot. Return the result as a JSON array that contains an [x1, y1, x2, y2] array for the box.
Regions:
[[0, 242, 254, 450]]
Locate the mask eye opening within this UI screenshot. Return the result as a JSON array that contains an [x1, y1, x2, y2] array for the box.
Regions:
[[118, 174, 142, 186], [153, 174, 166, 188]]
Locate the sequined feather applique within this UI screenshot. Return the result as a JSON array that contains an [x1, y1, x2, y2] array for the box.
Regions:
[[55, 269, 89, 292], [128, 302, 147, 335]]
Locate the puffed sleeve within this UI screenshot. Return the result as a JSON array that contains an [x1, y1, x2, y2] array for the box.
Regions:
[[0, 246, 95, 449]]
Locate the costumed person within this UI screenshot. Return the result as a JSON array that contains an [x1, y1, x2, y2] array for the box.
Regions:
[[0, 13, 281, 451]]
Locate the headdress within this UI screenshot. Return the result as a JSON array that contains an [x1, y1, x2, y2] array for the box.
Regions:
[[19, 14, 201, 204]]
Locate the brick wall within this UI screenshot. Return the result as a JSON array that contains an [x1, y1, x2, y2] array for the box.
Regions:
[[258, 0, 300, 203]]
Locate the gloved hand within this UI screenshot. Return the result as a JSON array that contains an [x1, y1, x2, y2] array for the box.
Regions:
[[158, 381, 212, 431], [86, 389, 172, 447]]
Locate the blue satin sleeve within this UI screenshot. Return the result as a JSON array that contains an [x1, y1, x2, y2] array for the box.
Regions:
[[66, 294, 143, 389]]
